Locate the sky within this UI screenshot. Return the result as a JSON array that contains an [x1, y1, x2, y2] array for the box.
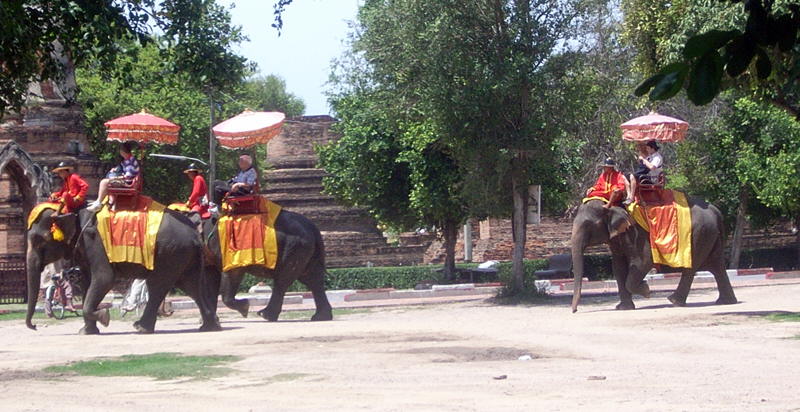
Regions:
[[224, 0, 362, 116]]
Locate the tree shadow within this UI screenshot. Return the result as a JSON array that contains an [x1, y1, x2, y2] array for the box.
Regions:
[[97, 326, 244, 336], [711, 310, 799, 319]]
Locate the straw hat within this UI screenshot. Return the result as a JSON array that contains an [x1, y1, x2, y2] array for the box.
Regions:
[[52, 161, 74, 173]]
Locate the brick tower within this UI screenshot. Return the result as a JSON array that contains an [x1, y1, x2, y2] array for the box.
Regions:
[[265, 116, 433, 268]]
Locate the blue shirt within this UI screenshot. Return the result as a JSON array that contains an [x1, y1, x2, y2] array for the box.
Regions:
[[230, 167, 256, 186], [121, 156, 140, 178]]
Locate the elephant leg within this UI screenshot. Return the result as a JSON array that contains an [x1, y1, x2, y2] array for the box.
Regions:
[[175, 272, 221, 332], [298, 272, 333, 321], [259, 275, 293, 322], [612, 255, 635, 310], [220, 271, 249, 317], [668, 269, 694, 306], [625, 263, 651, 299], [711, 266, 738, 305], [132, 277, 169, 333], [79, 268, 114, 335]]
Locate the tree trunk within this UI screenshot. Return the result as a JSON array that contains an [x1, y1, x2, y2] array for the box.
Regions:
[[510, 160, 528, 292], [442, 220, 458, 281], [728, 190, 748, 269]]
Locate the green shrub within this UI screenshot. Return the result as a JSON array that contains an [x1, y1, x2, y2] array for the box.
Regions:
[[325, 266, 443, 290]]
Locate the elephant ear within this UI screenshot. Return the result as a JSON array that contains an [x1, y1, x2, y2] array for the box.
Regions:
[[606, 207, 633, 239], [53, 213, 79, 242]]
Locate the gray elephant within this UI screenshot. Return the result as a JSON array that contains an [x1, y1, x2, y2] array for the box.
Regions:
[[201, 210, 333, 322], [570, 198, 738, 312], [26, 208, 221, 334]]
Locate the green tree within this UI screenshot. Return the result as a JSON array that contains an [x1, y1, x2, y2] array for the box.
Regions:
[[318, 92, 467, 277], [333, 0, 583, 290], [630, 0, 800, 111], [241, 75, 305, 116], [0, 0, 250, 117]]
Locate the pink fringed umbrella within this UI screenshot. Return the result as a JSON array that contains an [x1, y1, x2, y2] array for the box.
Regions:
[[104, 110, 180, 145], [620, 112, 688, 143], [212, 110, 285, 149]]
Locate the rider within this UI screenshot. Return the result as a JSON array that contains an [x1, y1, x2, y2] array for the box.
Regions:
[[586, 157, 629, 208], [183, 163, 209, 218], [627, 140, 663, 202], [86, 142, 140, 212], [213, 154, 257, 205], [50, 161, 89, 213]]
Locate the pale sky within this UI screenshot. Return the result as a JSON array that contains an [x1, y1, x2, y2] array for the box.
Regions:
[[224, 0, 361, 116]]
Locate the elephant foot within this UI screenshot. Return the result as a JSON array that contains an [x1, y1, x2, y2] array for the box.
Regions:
[[199, 319, 223, 332], [133, 321, 154, 334], [237, 301, 249, 318], [311, 310, 333, 321], [667, 293, 686, 307], [95, 309, 111, 327], [78, 325, 100, 335], [615, 301, 635, 310], [640, 282, 651, 298], [257, 308, 279, 322], [715, 296, 738, 305]]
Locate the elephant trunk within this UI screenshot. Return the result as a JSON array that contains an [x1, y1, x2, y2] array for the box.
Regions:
[[25, 245, 42, 330], [570, 229, 588, 313]]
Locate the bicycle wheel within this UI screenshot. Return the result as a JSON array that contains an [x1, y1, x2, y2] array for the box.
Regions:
[[52, 287, 66, 320]]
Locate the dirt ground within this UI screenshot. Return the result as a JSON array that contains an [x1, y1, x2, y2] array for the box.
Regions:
[[1, 284, 799, 411]]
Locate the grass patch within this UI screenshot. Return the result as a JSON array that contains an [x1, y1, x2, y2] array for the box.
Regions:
[[765, 312, 800, 322], [44, 353, 240, 380]]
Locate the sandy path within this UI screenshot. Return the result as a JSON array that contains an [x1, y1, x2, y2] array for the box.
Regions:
[[1, 284, 798, 411]]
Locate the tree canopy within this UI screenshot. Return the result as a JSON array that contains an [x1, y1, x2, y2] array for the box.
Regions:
[[0, 0, 250, 117]]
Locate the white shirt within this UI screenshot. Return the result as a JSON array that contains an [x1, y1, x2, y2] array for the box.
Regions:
[[646, 152, 663, 177]]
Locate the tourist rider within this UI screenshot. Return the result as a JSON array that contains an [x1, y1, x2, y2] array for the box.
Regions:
[[86, 142, 140, 212], [183, 163, 209, 217], [213, 154, 257, 205], [627, 140, 662, 202], [50, 161, 89, 213], [586, 157, 629, 208]]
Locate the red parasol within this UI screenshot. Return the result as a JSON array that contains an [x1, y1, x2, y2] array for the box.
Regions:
[[104, 110, 181, 145], [212, 110, 285, 149], [620, 112, 688, 143]]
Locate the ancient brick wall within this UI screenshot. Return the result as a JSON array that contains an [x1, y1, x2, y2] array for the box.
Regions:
[[0, 100, 104, 258], [265, 117, 433, 268]]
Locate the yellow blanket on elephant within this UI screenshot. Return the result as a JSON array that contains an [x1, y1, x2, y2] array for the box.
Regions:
[[27, 202, 61, 229], [218, 198, 282, 272], [627, 190, 692, 268], [96, 196, 165, 270]]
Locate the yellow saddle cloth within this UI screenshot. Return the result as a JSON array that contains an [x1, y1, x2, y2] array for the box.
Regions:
[[96, 196, 166, 270], [218, 197, 282, 271], [27, 202, 60, 229], [627, 190, 693, 268]]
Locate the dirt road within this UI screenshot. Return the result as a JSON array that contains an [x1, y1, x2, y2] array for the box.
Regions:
[[1, 284, 798, 411]]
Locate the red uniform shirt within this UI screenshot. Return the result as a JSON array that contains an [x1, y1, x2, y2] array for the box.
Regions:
[[52, 173, 89, 213], [187, 174, 209, 218], [587, 169, 627, 201]]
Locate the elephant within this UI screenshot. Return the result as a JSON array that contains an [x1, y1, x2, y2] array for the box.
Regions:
[[199, 209, 333, 322], [25, 207, 221, 334], [570, 198, 738, 312]]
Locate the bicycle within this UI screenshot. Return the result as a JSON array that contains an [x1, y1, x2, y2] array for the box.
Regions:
[[44, 267, 82, 319]]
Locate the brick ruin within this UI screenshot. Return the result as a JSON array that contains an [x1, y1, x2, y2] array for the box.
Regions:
[[264, 116, 433, 268], [0, 96, 105, 262]]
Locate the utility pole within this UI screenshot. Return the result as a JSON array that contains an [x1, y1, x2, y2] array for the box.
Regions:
[[208, 92, 216, 201]]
